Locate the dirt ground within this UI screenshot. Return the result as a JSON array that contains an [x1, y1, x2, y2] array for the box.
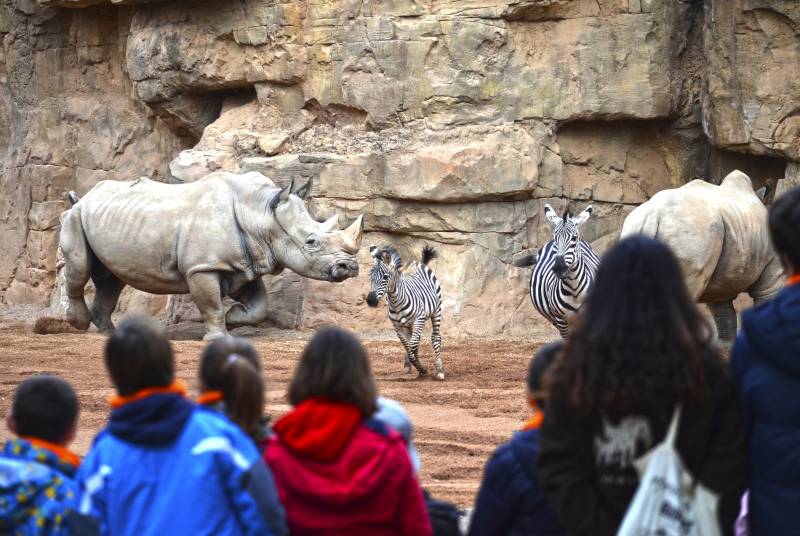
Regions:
[[0, 316, 544, 509]]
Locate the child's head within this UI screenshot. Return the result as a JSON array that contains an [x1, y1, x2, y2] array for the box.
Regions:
[[200, 337, 264, 437], [769, 186, 800, 274], [527, 342, 561, 408], [8, 375, 78, 445], [288, 326, 377, 415], [105, 317, 174, 396]]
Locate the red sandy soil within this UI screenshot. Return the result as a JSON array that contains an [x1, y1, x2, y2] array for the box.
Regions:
[[0, 318, 543, 508]]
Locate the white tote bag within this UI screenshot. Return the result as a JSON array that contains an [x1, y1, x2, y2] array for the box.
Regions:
[[617, 406, 721, 536]]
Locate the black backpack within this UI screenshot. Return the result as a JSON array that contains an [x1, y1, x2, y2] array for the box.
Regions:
[[425, 490, 464, 536]]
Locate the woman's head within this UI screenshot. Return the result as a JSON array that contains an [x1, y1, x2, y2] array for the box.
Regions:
[[548, 236, 717, 413], [288, 326, 377, 415], [200, 337, 264, 438], [105, 317, 174, 396]]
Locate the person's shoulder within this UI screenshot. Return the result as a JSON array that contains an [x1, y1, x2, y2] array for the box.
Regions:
[[185, 409, 259, 460]]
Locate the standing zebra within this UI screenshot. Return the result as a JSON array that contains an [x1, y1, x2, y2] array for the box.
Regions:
[[514, 204, 600, 338], [367, 244, 445, 380]]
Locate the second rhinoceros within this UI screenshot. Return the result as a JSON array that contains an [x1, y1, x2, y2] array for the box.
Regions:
[[620, 169, 785, 346], [59, 171, 364, 339]]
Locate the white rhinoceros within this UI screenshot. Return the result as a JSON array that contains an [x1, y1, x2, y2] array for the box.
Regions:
[[620, 170, 785, 346], [59, 171, 363, 339]]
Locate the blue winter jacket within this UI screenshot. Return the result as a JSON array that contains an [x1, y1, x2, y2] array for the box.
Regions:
[[469, 428, 564, 536], [732, 282, 800, 536], [0, 438, 82, 535], [77, 393, 287, 536]]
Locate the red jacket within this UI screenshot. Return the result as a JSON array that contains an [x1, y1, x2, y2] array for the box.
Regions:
[[264, 398, 432, 536]]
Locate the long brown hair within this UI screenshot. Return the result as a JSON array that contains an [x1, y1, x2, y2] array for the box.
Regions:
[[547, 236, 722, 414], [288, 326, 377, 415], [200, 337, 264, 439]]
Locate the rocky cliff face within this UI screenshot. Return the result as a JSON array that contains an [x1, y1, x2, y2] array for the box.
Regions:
[[1, 0, 796, 337]]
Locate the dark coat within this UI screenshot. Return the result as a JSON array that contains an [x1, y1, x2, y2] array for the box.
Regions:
[[537, 356, 747, 536], [469, 428, 563, 536], [732, 283, 800, 536]]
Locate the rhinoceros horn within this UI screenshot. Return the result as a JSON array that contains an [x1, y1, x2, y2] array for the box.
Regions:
[[320, 215, 339, 232], [341, 215, 364, 252]]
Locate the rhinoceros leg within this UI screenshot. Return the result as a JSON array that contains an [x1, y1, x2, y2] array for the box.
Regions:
[[187, 272, 228, 340], [89, 265, 125, 333], [59, 210, 92, 331], [226, 279, 269, 327], [708, 300, 737, 350]]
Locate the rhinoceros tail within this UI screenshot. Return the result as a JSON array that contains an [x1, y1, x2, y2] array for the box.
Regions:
[[66, 191, 79, 206]]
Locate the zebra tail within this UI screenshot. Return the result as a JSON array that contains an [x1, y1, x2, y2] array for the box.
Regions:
[[512, 254, 538, 268], [421, 245, 437, 265]]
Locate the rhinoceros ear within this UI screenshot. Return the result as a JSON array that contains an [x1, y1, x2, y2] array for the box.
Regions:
[[269, 180, 295, 211], [755, 186, 767, 202], [294, 179, 313, 201]]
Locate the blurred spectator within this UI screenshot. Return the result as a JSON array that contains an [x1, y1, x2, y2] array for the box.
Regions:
[[469, 343, 564, 536], [1, 375, 88, 534], [538, 236, 746, 535], [76, 317, 286, 536], [375, 397, 462, 536], [731, 185, 800, 536], [198, 336, 270, 449], [264, 326, 432, 536]]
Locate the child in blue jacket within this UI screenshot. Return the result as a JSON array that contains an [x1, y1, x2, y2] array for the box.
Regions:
[[76, 317, 287, 536], [2, 375, 91, 534], [469, 343, 564, 536], [732, 185, 800, 536]]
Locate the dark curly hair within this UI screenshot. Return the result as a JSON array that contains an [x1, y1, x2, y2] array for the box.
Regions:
[[547, 236, 722, 414]]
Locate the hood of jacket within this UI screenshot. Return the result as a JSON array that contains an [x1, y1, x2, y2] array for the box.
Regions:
[[272, 398, 363, 463], [109, 393, 194, 446], [267, 402, 408, 506], [741, 284, 800, 376]]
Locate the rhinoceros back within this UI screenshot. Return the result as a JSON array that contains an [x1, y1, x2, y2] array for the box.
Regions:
[[71, 174, 277, 294]]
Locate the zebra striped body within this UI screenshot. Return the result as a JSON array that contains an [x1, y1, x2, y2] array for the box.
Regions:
[[530, 239, 600, 337], [367, 245, 445, 380], [517, 204, 599, 338]]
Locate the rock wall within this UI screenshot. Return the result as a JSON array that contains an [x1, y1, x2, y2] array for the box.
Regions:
[[1, 0, 797, 338]]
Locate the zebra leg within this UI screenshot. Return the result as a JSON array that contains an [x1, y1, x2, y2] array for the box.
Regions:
[[408, 317, 428, 375], [431, 310, 444, 381], [395, 324, 414, 374]]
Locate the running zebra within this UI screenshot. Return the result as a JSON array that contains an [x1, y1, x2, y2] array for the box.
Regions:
[[367, 244, 445, 380], [514, 204, 600, 338]]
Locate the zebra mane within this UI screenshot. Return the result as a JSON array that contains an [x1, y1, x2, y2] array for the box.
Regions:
[[381, 246, 404, 270], [562, 207, 573, 220]]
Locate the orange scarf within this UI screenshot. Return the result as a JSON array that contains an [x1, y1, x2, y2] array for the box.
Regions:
[[108, 379, 188, 409], [788, 274, 800, 286], [20, 436, 81, 468], [197, 390, 224, 405]]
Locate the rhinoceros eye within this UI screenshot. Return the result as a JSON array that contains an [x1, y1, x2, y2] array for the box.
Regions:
[[305, 235, 321, 250]]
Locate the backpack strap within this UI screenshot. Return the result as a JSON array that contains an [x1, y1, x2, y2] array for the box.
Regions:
[[665, 405, 682, 447]]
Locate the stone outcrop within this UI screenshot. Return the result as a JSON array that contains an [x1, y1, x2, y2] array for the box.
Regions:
[[2, 0, 797, 338]]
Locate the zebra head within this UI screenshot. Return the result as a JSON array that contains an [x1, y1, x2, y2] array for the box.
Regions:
[[544, 203, 592, 280], [366, 245, 402, 307]]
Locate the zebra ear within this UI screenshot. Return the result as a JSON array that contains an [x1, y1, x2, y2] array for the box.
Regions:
[[369, 245, 380, 259], [380, 251, 393, 265], [572, 205, 592, 226], [543, 204, 561, 226]]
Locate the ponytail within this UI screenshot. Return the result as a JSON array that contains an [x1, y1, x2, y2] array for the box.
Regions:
[[221, 355, 264, 440]]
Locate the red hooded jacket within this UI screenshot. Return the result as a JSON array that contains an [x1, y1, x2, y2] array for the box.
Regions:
[[264, 398, 432, 536]]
